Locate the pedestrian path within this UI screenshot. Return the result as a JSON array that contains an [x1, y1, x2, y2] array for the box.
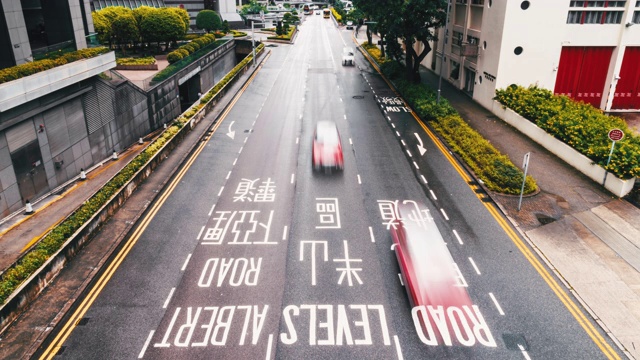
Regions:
[[352, 29, 640, 359]]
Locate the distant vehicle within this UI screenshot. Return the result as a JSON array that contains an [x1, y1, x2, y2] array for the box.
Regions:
[[312, 121, 344, 173], [315, 10, 320, 15], [346, 20, 354, 30], [342, 47, 355, 66], [303, 4, 312, 15], [323, 8, 331, 18]]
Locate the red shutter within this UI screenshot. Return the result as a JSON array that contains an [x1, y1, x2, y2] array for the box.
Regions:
[[612, 47, 640, 110], [554, 47, 583, 98], [554, 46, 613, 108]]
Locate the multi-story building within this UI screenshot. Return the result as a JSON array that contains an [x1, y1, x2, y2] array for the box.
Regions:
[[0, 0, 150, 217], [425, 0, 640, 112]]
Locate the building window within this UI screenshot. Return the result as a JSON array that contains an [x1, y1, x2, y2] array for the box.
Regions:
[[604, 11, 623, 22], [452, 31, 463, 47], [456, 0, 468, 4], [567, 10, 582, 23], [471, 0, 484, 5], [634, 11, 640, 23], [450, 60, 460, 80], [570, 1, 626, 6], [567, 10, 624, 23], [466, 35, 479, 45]]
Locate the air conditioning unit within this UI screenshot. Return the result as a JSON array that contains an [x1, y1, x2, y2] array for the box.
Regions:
[[460, 42, 479, 56]]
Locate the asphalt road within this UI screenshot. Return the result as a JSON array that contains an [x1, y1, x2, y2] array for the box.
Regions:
[[35, 15, 622, 360]]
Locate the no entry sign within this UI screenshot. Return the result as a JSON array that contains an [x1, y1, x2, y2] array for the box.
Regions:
[[608, 129, 624, 142]]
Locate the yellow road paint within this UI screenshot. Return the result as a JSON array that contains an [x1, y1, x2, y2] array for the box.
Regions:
[[39, 59, 267, 360]]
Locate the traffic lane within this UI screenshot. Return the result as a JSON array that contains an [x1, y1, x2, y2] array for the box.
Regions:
[[371, 90, 619, 358]]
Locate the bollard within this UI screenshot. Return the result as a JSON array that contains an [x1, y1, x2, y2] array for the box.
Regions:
[[139, 137, 143, 145], [163, 123, 167, 129], [25, 200, 34, 214], [112, 150, 118, 161], [80, 168, 86, 180]]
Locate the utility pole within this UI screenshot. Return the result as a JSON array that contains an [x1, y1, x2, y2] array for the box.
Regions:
[[437, 0, 451, 104]]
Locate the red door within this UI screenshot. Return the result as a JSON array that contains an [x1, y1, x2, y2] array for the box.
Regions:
[[612, 47, 640, 110], [554, 47, 613, 108]]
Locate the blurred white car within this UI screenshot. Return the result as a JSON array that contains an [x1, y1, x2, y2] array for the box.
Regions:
[[346, 20, 354, 30], [342, 47, 355, 66]]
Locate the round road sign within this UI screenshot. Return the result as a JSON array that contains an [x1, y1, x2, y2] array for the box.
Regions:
[[608, 129, 624, 142]]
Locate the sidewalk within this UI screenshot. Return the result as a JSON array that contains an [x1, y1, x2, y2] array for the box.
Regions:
[[353, 30, 640, 358]]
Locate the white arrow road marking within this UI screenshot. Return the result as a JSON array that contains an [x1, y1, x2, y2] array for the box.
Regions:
[[414, 133, 427, 155], [227, 121, 235, 139]]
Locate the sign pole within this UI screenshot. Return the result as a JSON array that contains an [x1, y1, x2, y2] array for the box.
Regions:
[[602, 140, 616, 187], [518, 152, 530, 211], [602, 129, 624, 187]]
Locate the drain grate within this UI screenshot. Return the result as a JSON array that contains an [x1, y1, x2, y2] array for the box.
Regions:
[[502, 333, 528, 351], [353, 95, 365, 99], [535, 213, 557, 225]]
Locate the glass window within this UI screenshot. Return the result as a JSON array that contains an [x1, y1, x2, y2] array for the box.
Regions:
[[567, 10, 582, 23], [452, 31, 463, 46], [633, 10, 640, 22], [450, 60, 460, 80], [586, 1, 605, 7], [604, 11, 623, 23], [583, 10, 603, 22], [570, 1, 585, 6]]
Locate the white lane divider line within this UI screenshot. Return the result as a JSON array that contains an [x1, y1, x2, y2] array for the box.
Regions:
[[440, 208, 449, 220], [401, 140, 406, 147], [218, 186, 224, 196], [265, 334, 274, 360], [469, 257, 481, 275], [396, 131, 400, 137], [181, 254, 192, 271], [421, 175, 428, 184], [369, 226, 375, 242], [163, 288, 175, 308], [291, 173, 295, 184], [344, 114, 347, 120], [391, 123, 396, 128], [406, 150, 412, 157], [196, 226, 205, 240], [357, 174, 362, 184], [233, 158, 237, 165], [296, 137, 299, 144], [518, 344, 532, 360], [226, 171, 231, 180], [244, 137, 248, 143], [387, 116, 391, 121], [394, 335, 404, 360], [349, 138, 353, 145], [398, 273, 404, 286], [238, 146, 243, 154], [430, 190, 438, 200], [453, 230, 463, 245], [490, 292, 505, 315], [208, 203, 216, 216], [413, 161, 419, 169], [138, 330, 155, 359], [282, 226, 288, 241]]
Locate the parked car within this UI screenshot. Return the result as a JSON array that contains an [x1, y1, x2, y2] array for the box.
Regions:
[[312, 121, 344, 173], [346, 20, 354, 30], [342, 47, 355, 66]]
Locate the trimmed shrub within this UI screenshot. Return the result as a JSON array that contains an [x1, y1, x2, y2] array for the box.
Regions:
[[167, 51, 184, 64]]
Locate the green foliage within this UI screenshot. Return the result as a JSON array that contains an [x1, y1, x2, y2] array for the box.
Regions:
[[140, 7, 186, 44], [167, 7, 191, 33], [111, 12, 139, 51], [0, 48, 110, 84], [196, 9, 222, 32], [166, 50, 184, 64], [240, 0, 267, 15], [132, 5, 156, 32], [275, 21, 284, 36], [116, 56, 156, 65], [363, 42, 387, 64], [495, 85, 640, 179], [222, 20, 230, 33], [362, 46, 537, 194], [267, 25, 295, 40], [153, 36, 221, 81]]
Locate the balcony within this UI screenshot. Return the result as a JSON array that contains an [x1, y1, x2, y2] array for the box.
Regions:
[[0, 51, 116, 112]]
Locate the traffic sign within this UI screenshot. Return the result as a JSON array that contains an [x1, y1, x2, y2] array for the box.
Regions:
[[608, 129, 624, 142]]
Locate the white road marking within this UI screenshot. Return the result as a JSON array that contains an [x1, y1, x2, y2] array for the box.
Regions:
[[226, 171, 231, 180], [244, 137, 247, 143], [394, 335, 404, 360], [349, 138, 353, 145], [357, 174, 362, 184], [344, 115, 347, 120], [218, 186, 224, 196], [440, 208, 449, 220], [369, 226, 375, 242], [238, 146, 243, 154], [518, 344, 532, 360], [181, 254, 192, 271], [163, 288, 175, 308], [340, 98, 343, 102], [291, 173, 295, 184], [391, 123, 396, 128], [396, 131, 400, 137], [208, 203, 216, 216], [401, 140, 406, 146], [138, 331, 155, 359], [421, 175, 428, 184], [430, 190, 438, 200], [453, 229, 463, 245], [387, 116, 391, 121], [490, 292, 505, 315], [266, 334, 274, 360], [233, 158, 237, 165], [406, 150, 412, 157], [196, 226, 205, 240], [469, 257, 481, 275], [283, 226, 288, 241], [413, 161, 419, 169], [398, 273, 404, 286], [296, 137, 299, 144], [299, 114, 302, 120]]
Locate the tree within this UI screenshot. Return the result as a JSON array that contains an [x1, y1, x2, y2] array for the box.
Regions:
[[275, 21, 284, 36], [140, 8, 186, 49], [196, 9, 222, 33], [240, 0, 267, 16], [167, 7, 191, 33], [92, 6, 131, 46], [111, 13, 139, 54]]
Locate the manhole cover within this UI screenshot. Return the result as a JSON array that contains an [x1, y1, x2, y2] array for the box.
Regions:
[[502, 333, 528, 351], [535, 213, 557, 225], [353, 95, 365, 99]]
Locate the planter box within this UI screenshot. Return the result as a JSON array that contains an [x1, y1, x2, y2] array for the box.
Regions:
[[114, 64, 158, 71], [491, 100, 636, 197]]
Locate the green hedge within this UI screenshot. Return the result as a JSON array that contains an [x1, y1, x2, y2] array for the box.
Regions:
[[166, 33, 217, 64], [0, 45, 263, 305], [0, 47, 110, 84], [266, 26, 296, 40], [116, 56, 156, 65], [154, 38, 223, 81], [364, 50, 537, 195], [495, 85, 640, 179]]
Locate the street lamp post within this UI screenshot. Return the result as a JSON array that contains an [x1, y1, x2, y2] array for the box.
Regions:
[[437, 0, 451, 104]]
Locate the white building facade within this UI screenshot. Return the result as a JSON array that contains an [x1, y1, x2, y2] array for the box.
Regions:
[[425, 0, 640, 112]]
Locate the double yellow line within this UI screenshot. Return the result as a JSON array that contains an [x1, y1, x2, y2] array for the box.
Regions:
[[39, 58, 266, 360], [358, 44, 619, 358]]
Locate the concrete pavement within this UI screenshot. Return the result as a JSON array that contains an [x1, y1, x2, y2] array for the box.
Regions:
[[352, 29, 640, 359]]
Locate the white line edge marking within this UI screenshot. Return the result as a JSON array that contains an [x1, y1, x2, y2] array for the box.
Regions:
[[283, 226, 288, 240], [163, 288, 175, 308], [421, 175, 428, 184], [296, 137, 299, 144], [233, 158, 237, 165], [196, 226, 205, 240], [397, 273, 403, 286], [406, 148, 412, 157], [208, 203, 216, 216], [226, 171, 231, 180], [344, 114, 347, 120], [357, 174, 362, 184], [291, 173, 295, 184], [181, 254, 192, 271], [369, 227, 375, 242], [490, 292, 505, 315], [391, 123, 396, 128], [401, 140, 406, 146], [440, 208, 449, 220], [238, 146, 243, 154], [413, 161, 419, 169], [138, 330, 155, 358], [394, 335, 404, 360], [340, 98, 343, 102], [396, 131, 400, 137], [244, 137, 248, 143], [430, 190, 438, 200], [387, 116, 391, 121], [299, 114, 302, 120], [349, 138, 353, 145], [218, 186, 224, 196], [265, 334, 274, 360], [518, 344, 532, 360], [453, 230, 463, 245], [469, 257, 481, 275]]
